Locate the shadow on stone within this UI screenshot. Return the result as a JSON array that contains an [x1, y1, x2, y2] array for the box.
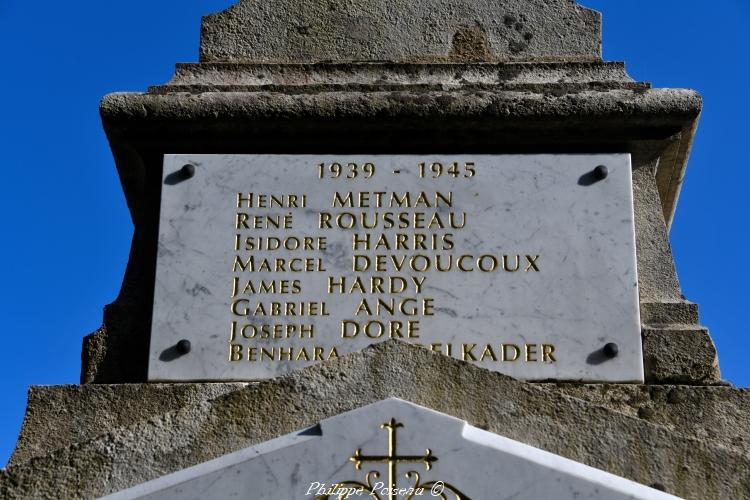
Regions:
[[586, 348, 610, 365], [164, 168, 191, 185], [298, 423, 322, 436], [577, 170, 605, 186], [159, 345, 183, 362]]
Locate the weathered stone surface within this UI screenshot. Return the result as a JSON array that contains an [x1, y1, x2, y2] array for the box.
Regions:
[[199, 0, 601, 63], [8, 383, 247, 466], [641, 301, 699, 326], [631, 159, 684, 304], [4, 343, 750, 499], [14, 376, 746, 471], [642, 326, 721, 384], [152, 61, 638, 93], [101, 87, 701, 128], [551, 383, 750, 456]]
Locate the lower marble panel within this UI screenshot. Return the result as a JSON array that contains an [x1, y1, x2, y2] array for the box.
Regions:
[[103, 398, 676, 500]]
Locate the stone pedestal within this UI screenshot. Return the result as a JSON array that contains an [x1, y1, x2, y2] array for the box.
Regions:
[[4, 343, 750, 498]]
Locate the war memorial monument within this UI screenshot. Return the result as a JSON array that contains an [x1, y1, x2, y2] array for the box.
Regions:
[[2, 0, 749, 498]]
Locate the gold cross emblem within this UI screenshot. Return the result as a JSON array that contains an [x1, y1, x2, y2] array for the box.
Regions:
[[351, 418, 437, 499], [315, 418, 468, 500]]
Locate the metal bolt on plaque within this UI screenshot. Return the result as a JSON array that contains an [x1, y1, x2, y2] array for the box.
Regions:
[[603, 342, 619, 358], [176, 339, 192, 355], [180, 163, 196, 179], [594, 164, 609, 180]]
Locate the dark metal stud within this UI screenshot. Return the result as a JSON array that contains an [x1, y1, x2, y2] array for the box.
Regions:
[[181, 164, 196, 179], [176, 339, 192, 355], [594, 165, 608, 180], [603, 342, 619, 358]]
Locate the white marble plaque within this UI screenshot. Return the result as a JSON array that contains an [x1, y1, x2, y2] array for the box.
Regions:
[[103, 398, 676, 500], [149, 154, 642, 382]]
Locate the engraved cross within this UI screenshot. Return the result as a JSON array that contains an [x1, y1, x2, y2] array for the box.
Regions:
[[350, 418, 437, 500]]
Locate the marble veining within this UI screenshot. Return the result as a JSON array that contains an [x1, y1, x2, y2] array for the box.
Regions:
[[149, 154, 642, 382]]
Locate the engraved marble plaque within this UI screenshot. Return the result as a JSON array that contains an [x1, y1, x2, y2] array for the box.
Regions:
[[149, 154, 642, 382], [103, 399, 675, 500]]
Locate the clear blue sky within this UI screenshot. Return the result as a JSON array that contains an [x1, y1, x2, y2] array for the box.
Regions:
[[1, 1, 748, 467]]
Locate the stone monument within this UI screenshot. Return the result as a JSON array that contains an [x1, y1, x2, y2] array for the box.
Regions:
[[2, 1, 748, 499]]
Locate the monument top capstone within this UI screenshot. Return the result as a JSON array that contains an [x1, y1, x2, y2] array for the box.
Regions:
[[200, 0, 601, 63]]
